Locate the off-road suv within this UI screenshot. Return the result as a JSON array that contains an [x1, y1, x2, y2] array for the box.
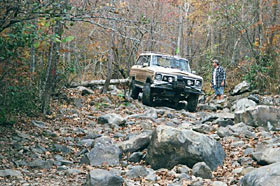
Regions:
[[129, 52, 203, 112]]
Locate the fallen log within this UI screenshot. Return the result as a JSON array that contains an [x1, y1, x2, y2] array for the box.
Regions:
[[70, 78, 129, 88]]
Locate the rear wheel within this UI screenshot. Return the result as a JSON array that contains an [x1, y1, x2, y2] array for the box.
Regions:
[[129, 80, 140, 99], [187, 94, 199, 112], [142, 83, 153, 106]]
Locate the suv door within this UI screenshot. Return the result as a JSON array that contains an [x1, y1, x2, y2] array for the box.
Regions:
[[134, 55, 151, 84]]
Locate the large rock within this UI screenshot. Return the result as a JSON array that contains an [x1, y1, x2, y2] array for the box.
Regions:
[[145, 125, 225, 170], [88, 137, 121, 167], [118, 131, 152, 153], [240, 162, 280, 186], [229, 122, 256, 138], [235, 105, 280, 130], [232, 98, 257, 112], [97, 114, 126, 126], [86, 169, 124, 186], [231, 81, 250, 96], [252, 147, 280, 165]]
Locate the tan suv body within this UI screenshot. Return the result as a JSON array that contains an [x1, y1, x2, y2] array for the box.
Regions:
[[129, 52, 203, 111]]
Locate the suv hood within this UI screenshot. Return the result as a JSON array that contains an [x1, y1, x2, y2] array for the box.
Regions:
[[151, 66, 203, 80]]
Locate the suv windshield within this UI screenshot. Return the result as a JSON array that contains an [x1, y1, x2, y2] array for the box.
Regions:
[[151, 55, 191, 72]]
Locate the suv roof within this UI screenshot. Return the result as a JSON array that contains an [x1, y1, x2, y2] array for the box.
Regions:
[[139, 52, 188, 61]]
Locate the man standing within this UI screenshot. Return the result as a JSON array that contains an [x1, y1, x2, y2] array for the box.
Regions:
[[211, 59, 226, 100]]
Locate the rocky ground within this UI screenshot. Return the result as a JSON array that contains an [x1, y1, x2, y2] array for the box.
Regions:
[[1, 81, 280, 186]]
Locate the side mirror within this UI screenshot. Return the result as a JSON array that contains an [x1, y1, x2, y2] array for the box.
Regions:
[[143, 63, 149, 67]]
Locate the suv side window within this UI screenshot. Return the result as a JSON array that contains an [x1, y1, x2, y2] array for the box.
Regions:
[[136, 55, 151, 66]]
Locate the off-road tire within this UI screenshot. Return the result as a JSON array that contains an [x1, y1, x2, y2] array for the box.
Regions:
[[129, 80, 140, 99], [142, 83, 153, 106], [187, 94, 199, 112]]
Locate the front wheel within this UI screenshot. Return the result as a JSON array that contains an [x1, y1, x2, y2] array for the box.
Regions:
[[129, 80, 140, 99], [186, 94, 199, 112], [142, 83, 153, 106]]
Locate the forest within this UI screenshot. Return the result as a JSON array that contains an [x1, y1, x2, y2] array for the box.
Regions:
[[0, 0, 279, 124], [1, 1, 280, 186]]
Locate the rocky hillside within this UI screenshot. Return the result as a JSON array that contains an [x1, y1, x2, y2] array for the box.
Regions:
[[1, 81, 280, 186]]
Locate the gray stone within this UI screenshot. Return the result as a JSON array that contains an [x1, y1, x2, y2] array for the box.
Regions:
[[97, 113, 126, 126], [231, 81, 250, 96], [229, 123, 256, 138], [235, 105, 280, 130], [118, 131, 152, 153], [198, 104, 217, 112], [52, 144, 72, 154], [125, 166, 149, 178], [172, 164, 191, 174], [252, 147, 280, 165], [240, 162, 280, 186], [65, 169, 82, 175], [0, 169, 22, 177], [83, 132, 102, 140], [216, 118, 234, 127], [260, 96, 275, 105], [77, 86, 94, 95], [128, 152, 143, 163], [201, 114, 218, 123], [28, 159, 53, 169], [216, 127, 231, 138], [193, 124, 213, 134], [78, 139, 94, 148], [248, 94, 260, 103], [192, 162, 212, 179], [146, 125, 225, 170], [88, 137, 121, 167], [232, 98, 257, 112], [31, 120, 47, 129], [213, 181, 227, 186], [73, 98, 83, 108], [86, 169, 124, 186], [145, 169, 157, 182]]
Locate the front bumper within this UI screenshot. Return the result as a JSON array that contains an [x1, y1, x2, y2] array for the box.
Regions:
[[151, 81, 203, 95]]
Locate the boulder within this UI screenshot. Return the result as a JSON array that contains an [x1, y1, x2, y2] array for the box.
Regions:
[[235, 105, 280, 130], [229, 123, 256, 138], [252, 147, 280, 165], [231, 98, 257, 112], [145, 125, 225, 170], [88, 137, 121, 167], [118, 131, 152, 153], [231, 81, 250, 96], [240, 162, 280, 186], [86, 169, 124, 186]]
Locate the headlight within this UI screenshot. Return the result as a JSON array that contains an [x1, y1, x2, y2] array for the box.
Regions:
[[195, 80, 202, 86], [162, 76, 174, 83], [187, 79, 194, 86], [168, 77, 174, 83], [155, 74, 162, 80]]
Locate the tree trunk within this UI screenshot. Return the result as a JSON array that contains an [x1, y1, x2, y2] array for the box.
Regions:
[[101, 32, 115, 94], [176, 6, 183, 56], [41, 22, 63, 114]]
